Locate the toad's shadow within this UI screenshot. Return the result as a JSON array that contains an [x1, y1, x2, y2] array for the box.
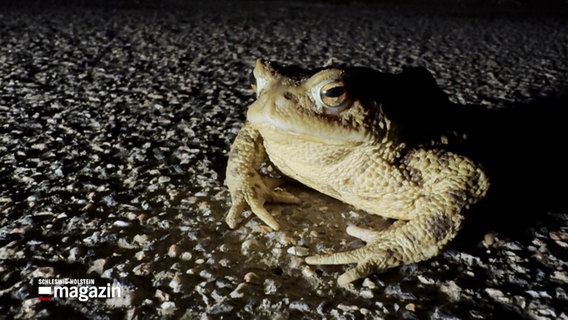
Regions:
[[358, 66, 568, 239], [460, 92, 568, 240]]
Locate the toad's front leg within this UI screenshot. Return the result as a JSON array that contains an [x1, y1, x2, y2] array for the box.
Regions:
[[225, 123, 299, 230]]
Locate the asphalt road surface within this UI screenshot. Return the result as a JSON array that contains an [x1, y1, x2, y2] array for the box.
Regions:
[[1, 1, 567, 319]]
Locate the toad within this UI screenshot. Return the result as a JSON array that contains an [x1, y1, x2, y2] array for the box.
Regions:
[[225, 59, 489, 286]]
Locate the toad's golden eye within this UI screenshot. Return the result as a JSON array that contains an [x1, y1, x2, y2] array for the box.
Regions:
[[319, 80, 348, 109]]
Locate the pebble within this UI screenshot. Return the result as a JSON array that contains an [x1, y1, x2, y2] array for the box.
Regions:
[[244, 272, 260, 283], [362, 278, 377, 289], [180, 252, 193, 261], [209, 302, 234, 315], [169, 274, 182, 293], [132, 263, 152, 276], [113, 220, 130, 227], [134, 251, 146, 261], [301, 266, 318, 282], [31, 267, 54, 278], [289, 300, 310, 312], [199, 270, 215, 282], [168, 244, 180, 258], [550, 231, 568, 248], [87, 259, 106, 275], [154, 289, 170, 302], [118, 238, 137, 249], [485, 288, 511, 304], [67, 247, 80, 263], [439, 281, 462, 302], [287, 246, 309, 257], [159, 301, 177, 316], [483, 231, 496, 247], [240, 239, 262, 256], [264, 279, 278, 295], [133, 234, 151, 246], [360, 289, 374, 299], [418, 275, 436, 285], [229, 283, 248, 299]]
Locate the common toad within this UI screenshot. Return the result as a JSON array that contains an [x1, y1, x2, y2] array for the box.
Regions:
[[225, 59, 489, 286]]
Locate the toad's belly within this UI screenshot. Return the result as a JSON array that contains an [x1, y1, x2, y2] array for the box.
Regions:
[[264, 141, 345, 200]]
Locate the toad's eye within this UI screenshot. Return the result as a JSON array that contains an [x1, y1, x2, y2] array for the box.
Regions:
[[317, 80, 350, 111]]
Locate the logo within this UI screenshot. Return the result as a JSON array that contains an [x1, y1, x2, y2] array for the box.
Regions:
[[37, 286, 53, 301], [35, 278, 125, 302]]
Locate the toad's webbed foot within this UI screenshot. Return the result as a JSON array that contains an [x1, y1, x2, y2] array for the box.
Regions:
[[226, 175, 300, 230], [306, 210, 462, 286]]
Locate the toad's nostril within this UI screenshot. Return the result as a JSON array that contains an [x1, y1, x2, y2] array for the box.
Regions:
[[283, 91, 298, 103], [248, 70, 256, 87]]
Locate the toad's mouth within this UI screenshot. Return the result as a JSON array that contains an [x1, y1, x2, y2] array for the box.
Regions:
[[247, 102, 367, 145]]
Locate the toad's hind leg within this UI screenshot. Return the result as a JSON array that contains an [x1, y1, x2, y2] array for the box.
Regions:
[[306, 149, 488, 286], [306, 206, 463, 286]]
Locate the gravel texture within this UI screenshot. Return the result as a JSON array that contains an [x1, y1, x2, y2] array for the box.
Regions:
[[1, 1, 568, 319]]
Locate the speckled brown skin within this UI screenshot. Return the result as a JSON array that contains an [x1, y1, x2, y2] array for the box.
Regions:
[[225, 59, 489, 286]]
